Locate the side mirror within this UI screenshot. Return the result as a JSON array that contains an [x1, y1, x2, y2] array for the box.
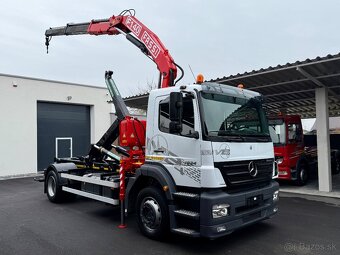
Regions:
[[169, 92, 183, 134]]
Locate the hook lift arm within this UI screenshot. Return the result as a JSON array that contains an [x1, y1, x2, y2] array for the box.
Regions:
[[45, 11, 183, 88]]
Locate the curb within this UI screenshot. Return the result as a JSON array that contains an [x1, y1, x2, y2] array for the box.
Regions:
[[0, 173, 43, 181]]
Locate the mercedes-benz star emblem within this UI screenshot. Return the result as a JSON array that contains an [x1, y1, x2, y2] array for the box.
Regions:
[[248, 161, 258, 177]]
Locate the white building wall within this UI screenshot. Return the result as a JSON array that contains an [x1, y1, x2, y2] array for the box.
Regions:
[[0, 74, 111, 177]]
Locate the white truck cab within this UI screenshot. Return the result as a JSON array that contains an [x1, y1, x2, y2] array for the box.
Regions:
[[146, 82, 276, 188], [139, 82, 279, 238]]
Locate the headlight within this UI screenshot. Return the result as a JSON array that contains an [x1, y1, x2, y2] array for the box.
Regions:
[[212, 204, 230, 218], [272, 161, 279, 179], [276, 157, 284, 164], [273, 190, 279, 202]]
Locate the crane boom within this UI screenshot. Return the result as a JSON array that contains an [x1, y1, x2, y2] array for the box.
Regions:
[[45, 13, 179, 88]]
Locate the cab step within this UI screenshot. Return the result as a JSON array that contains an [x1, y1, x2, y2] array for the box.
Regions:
[[174, 209, 200, 219], [172, 228, 200, 237], [173, 192, 200, 200]]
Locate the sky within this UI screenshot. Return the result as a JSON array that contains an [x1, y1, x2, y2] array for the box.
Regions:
[[1, 0, 340, 97]]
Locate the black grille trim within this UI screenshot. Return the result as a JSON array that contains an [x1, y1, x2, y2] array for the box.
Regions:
[[215, 158, 274, 191]]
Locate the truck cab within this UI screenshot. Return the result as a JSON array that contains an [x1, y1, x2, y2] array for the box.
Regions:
[[142, 82, 279, 238], [268, 114, 308, 185], [269, 114, 340, 186], [147, 82, 276, 188]]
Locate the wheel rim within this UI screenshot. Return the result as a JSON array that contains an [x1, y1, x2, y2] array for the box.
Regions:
[[300, 167, 307, 182], [47, 175, 56, 197], [140, 197, 162, 232]]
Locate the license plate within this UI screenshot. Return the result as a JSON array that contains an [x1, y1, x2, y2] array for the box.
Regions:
[[247, 194, 263, 206]]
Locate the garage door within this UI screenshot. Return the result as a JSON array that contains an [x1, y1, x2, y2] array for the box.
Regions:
[[37, 102, 90, 171]]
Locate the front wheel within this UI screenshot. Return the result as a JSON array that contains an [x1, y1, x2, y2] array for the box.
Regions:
[[136, 187, 169, 240], [295, 164, 308, 186]]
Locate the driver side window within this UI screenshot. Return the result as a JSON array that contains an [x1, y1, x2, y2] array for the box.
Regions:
[[288, 123, 302, 143], [159, 97, 195, 136]]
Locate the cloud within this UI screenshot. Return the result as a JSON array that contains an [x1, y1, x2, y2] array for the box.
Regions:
[[1, 0, 340, 96]]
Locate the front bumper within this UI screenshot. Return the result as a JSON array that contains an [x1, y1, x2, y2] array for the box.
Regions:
[[199, 181, 279, 239]]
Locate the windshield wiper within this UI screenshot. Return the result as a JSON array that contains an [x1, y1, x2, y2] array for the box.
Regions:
[[217, 130, 245, 141], [245, 134, 270, 137], [255, 137, 271, 142]]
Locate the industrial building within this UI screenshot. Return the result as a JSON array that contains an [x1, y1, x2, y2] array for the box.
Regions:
[[0, 73, 111, 177]]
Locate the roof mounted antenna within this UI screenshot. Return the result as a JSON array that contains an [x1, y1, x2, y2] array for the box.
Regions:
[[188, 64, 196, 83]]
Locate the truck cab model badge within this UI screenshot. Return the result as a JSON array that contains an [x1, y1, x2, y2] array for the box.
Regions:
[[248, 161, 258, 177], [218, 143, 231, 159]]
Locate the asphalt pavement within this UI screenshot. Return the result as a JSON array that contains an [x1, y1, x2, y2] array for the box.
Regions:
[[0, 177, 339, 255]]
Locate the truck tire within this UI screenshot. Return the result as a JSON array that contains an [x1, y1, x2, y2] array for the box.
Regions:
[[136, 186, 169, 240], [295, 163, 308, 186], [46, 170, 67, 203]]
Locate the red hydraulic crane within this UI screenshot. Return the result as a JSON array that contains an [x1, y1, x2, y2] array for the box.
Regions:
[[45, 9, 183, 88]]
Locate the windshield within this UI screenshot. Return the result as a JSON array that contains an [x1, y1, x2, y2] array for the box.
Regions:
[[268, 119, 286, 144], [200, 92, 270, 141]]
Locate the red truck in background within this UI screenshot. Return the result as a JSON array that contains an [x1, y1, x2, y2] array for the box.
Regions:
[[268, 114, 340, 185]]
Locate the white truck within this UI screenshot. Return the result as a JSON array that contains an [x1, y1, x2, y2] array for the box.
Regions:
[[43, 11, 279, 240]]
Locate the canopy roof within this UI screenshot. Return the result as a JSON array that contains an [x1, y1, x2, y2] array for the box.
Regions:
[[124, 53, 340, 118], [211, 53, 340, 118]]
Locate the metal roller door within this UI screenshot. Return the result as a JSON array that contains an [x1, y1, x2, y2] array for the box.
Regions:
[[37, 102, 90, 171]]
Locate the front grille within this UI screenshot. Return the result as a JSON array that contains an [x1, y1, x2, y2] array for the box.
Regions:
[[215, 158, 274, 191]]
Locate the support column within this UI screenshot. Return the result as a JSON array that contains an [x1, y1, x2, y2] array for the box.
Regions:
[[315, 87, 332, 192]]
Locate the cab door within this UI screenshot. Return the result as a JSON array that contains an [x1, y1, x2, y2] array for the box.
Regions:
[[147, 93, 202, 188]]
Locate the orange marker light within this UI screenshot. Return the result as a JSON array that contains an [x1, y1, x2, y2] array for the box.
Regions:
[[196, 74, 204, 84]]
